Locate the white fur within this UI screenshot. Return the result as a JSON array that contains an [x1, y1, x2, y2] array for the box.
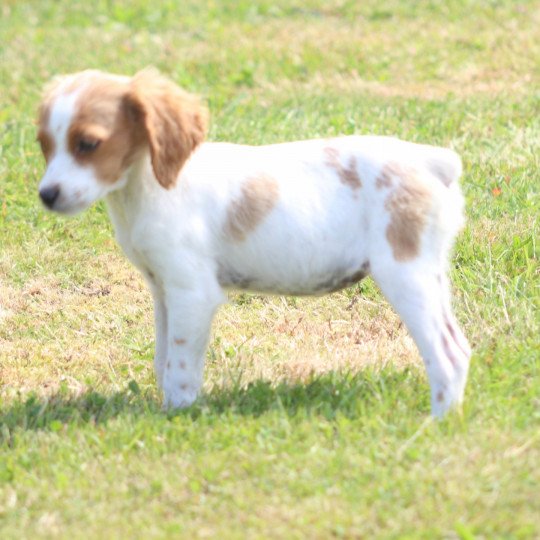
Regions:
[[39, 81, 471, 417]]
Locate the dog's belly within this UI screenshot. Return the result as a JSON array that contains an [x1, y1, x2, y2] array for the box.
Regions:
[[218, 262, 369, 296], [217, 205, 370, 295], [217, 256, 370, 296]]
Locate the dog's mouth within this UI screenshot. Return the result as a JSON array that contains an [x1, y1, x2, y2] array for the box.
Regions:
[[47, 201, 89, 215], [39, 187, 90, 215]]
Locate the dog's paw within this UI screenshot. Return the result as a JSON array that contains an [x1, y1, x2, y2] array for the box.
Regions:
[[162, 385, 199, 410], [430, 380, 466, 418]]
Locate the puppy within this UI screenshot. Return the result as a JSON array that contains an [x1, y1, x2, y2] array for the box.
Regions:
[[37, 69, 471, 417]]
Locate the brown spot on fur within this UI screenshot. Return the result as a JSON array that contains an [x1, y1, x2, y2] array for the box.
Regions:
[[37, 98, 52, 130], [174, 338, 186, 345], [36, 130, 55, 163], [324, 147, 362, 190], [376, 168, 393, 189], [180, 384, 188, 391], [36, 88, 58, 163], [179, 360, 186, 370], [225, 174, 279, 241], [383, 162, 432, 261], [436, 391, 444, 403]]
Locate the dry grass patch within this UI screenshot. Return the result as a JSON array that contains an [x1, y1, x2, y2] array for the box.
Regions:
[[2, 252, 422, 401], [261, 71, 535, 100], [208, 290, 420, 390], [222, 10, 539, 98], [0, 253, 153, 397]]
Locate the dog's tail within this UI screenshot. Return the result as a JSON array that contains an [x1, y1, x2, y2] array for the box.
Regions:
[[418, 145, 463, 188], [418, 145, 466, 255]]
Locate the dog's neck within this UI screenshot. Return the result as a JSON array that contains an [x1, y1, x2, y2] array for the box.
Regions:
[[105, 150, 159, 234]]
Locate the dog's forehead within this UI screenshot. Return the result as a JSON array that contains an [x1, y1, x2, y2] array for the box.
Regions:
[[41, 72, 130, 136], [47, 90, 80, 138]]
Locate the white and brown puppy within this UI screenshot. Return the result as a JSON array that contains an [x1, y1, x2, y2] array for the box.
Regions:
[[37, 69, 471, 417]]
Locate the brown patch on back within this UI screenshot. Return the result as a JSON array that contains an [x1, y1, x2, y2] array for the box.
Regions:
[[324, 147, 362, 190], [376, 167, 393, 189], [174, 338, 186, 345], [383, 162, 432, 261], [225, 174, 279, 241], [436, 391, 445, 403]]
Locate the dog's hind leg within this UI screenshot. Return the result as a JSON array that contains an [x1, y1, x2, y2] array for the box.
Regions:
[[371, 261, 470, 417], [366, 151, 470, 416]]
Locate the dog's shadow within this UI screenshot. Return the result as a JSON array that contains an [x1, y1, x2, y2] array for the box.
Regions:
[[0, 370, 424, 444]]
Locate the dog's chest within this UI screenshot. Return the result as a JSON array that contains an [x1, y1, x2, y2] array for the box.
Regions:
[[114, 223, 147, 270], [106, 199, 154, 272]]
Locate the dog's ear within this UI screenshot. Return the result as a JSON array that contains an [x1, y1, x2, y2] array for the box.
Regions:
[[124, 69, 208, 189]]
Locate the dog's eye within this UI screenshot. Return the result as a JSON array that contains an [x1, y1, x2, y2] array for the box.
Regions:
[[77, 139, 100, 154]]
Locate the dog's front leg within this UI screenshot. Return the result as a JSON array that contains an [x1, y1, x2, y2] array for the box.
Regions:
[[161, 282, 224, 410], [146, 280, 168, 389]]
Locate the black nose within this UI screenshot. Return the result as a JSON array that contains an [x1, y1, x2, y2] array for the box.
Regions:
[[39, 185, 60, 208]]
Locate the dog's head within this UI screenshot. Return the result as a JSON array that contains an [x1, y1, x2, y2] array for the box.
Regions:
[[37, 69, 207, 214]]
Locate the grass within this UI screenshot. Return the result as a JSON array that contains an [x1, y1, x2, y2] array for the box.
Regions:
[[1, 0, 539, 537]]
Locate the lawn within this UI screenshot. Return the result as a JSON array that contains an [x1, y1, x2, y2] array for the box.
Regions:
[[0, 0, 539, 538]]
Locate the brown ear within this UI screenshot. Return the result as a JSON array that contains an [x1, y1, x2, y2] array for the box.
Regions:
[[124, 69, 208, 189]]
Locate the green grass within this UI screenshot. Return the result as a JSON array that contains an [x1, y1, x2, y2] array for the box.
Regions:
[[1, 0, 539, 537]]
